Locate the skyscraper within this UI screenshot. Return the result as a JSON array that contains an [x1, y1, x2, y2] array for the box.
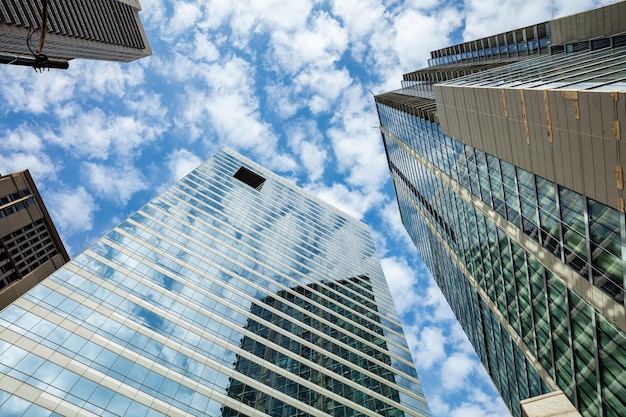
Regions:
[[0, 170, 69, 311], [0, 149, 430, 417], [375, 3, 626, 417], [0, 0, 151, 63]]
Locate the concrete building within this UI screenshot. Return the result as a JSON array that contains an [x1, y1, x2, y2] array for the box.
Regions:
[[0, 170, 68, 311], [0, 149, 430, 416], [375, 2, 626, 417], [0, 0, 151, 63]]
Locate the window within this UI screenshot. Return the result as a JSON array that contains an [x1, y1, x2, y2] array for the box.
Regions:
[[233, 166, 266, 190]]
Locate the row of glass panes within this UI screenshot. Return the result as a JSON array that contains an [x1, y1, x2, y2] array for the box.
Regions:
[[110, 197, 421, 389], [136, 193, 409, 348], [391, 182, 549, 417], [388, 138, 626, 417], [171, 161, 401, 326], [427, 38, 549, 67], [198, 155, 385, 297], [182, 154, 420, 357], [388, 145, 626, 416], [214, 152, 374, 246], [441, 44, 626, 91], [10, 244, 407, 417], [378, 103, 624, 303], [169, 177, 382, 301], [101, 217, 412, 374]]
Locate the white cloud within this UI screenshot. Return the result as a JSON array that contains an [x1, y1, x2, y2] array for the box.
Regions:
[[125, 92, 169, 121], [0, 67, 76, 114], [83, 162, 147, 205], [392, 7, 463, 71], [286, 120, 328, 181], [440, 353, 478, 390], [364, 5, 464, 93], [422, 279, 458, 323], [166, 148, 203, 182], [305, 182, 385, 220], [166, 56, 298, 172], [327, 86, 389, 192], [265, 83, 300, 119], [379, 200, 415, 248], [331, 0, 384, 40], [46, 186, 98, 235], [294, 66, 353, 114], [170, 2, 202, 34], [0, 152, 57, 182], [381, 256, 418, 315], [462, 0, 608, 41], [74, 60, 145, 98], [411, 325, 448, 370], [136, 0, 166, 28], [45, 108, 163, 160], [249, 0, 314, 31], [451, 388, 509, 417], [0, 127, 44, 152], [193, 33, 221, 62], [271, 12, 349, 73]]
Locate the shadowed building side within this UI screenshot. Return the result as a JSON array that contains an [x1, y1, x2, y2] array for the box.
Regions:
[[0, 170, 69, 311]]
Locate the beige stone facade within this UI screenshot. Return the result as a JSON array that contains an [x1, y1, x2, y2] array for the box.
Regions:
[[521, 391, 582, 417]]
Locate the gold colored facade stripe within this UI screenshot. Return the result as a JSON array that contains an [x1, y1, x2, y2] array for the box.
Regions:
[[520, 89, 530, 144], [544, 90, 553, 143], [501, 88, 508, 117], [560, 90, 578, 100]]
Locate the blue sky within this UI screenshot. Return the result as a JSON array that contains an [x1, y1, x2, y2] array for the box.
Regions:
[[0, 1, 614, 416]]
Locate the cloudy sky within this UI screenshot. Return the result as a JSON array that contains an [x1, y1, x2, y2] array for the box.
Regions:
[[0, 0, 616, 415]]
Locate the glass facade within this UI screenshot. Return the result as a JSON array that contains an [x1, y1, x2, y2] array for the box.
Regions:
[[427, 22, 551, 67], [0, 149, 429, 417], [375, 8, 626, 416], [377, 99, 626, 417], [440, 44, 626, 92]]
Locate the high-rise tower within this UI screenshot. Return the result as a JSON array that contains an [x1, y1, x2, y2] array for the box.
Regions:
[[0, 0, 151, 63], [0, 170, 69, 311], [376, 3, 626, 417], [0, 149, 429, 417]]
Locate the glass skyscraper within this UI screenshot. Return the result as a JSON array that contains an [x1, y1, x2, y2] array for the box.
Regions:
[[376, 3, 626, 417], [0, 149, 429, 417]]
